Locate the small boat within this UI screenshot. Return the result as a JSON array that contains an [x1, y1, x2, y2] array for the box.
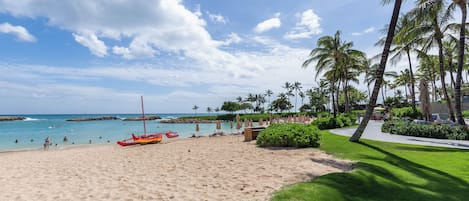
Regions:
[[117, 137, 138, 146], [165, 131, 179, 138], [133, 133, 163, 144], [117, 96, 167, 147]]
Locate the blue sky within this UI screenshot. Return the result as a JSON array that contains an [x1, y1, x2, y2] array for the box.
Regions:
[[0, 0, 414, 114]]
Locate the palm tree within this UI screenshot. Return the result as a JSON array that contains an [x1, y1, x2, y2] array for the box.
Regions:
[[452, 0, 467, 125], [443, 38, 458, 89], [283, 82, 294, 112], [246, 93, 256, 113], [408, 0, 455, 121], [380, 14, 418, 111], [214, 107, 220, 114], [299, 91, 306, 107], [265, 89, 274, 111], [365, 62, 397, 103], [206, 107, 212, 115], [236, 96, 243, 104], [293, 81, 302, 112], [417, 55, 440, 102], [340, 48, 366, 113], [303, 30, 364, 116], [192, 105, 199, 116], [350, 0, 403, 142]]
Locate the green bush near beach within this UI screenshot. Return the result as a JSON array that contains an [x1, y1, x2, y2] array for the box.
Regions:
[[381, 120, 469, 140], [391, 106, 421, 119], [462, 110, 469, 118], [271, 131, 469, 201], [256, 123, 320, 148], [311, 114, 357, 130]]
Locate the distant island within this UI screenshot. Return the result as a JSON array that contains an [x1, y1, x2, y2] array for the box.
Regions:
[[0, 116, 25, 121], [160, 118, 219, 124], [66, 116, 119, 122], [122, 116, 161, 121]]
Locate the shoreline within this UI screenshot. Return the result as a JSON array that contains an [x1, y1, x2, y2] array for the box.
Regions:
[[0, 134, 352, 201]]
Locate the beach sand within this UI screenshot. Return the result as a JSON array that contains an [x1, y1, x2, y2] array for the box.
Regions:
[[0, 135, 352, 201]]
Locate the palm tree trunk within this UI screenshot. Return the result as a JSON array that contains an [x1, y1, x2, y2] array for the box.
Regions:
[[437, 35, 456, 122], [350, 0, 402, 142], [295, 89, 298, 112], [381, 85, 385, 104], [405, 84, 409, 103], [330, 81, 337, 118], [450, 61, 456, 89], [406, 50, 417, 111], [344, 80, 350, 113], [455, 0, 467, 125], [336, 79, 341, 113]]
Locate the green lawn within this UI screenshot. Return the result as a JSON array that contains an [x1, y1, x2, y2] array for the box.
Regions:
[[271, 131, 469, 201]]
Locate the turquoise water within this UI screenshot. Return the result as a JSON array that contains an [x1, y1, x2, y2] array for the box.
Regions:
[[0, 114, 244, 151]]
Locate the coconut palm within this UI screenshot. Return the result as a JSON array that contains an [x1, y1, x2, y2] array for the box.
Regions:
[[407, 0, 455, 121], [206, 107, 212, 115], [265, 89, 274, 110], [379, 14, 418, 111], [350, 0, 403, 142], [283, 82, 294, 112], [417, 55, 441, 102], [364, 62, 397, 103], [303, 30, 364, 116], [192, 105, 199, 116], [293, 81, 302, 112], [451, 0, 467, 125], [299, 91, 306, 106]]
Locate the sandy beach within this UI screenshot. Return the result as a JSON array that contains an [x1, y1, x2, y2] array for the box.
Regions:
[[0, 135, 351, 201]]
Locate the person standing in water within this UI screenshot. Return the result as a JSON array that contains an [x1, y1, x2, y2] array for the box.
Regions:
[[44, 136, 50, 150]]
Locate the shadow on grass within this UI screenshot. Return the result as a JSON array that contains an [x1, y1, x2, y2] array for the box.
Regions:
[[273, 141, 469, 201], [335, 142, 469, 200], [394, 145, 469, 153]]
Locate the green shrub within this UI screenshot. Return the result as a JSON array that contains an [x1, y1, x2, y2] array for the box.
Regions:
[[462, 110, 469, 118], [381, 120, 469, 140], [311, 114, 357, 130], [256, 123, 321, 148], [392, 107, 421, 119]]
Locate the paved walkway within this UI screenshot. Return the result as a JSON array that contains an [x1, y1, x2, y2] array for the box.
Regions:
[[330, 121, 469, 150]]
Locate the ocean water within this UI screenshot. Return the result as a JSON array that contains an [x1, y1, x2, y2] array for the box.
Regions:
[[0, 114, 246, 151]]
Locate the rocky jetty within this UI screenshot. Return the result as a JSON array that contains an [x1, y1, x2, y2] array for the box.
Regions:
[[0, 116, 26, 121], [66, 116, 119, 122], [122, 116, 161, 121], [160, 118, 219, 124]]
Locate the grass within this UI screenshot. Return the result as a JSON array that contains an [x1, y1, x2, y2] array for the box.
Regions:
[[271, 131, 469, 201]]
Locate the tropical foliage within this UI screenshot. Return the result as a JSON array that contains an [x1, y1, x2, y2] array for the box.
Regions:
[[256, 124, 321, 148]]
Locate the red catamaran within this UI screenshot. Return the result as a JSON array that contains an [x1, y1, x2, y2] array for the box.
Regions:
[[117, 96, 178, 146]]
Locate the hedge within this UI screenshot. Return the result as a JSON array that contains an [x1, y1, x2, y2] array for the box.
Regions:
[[391, 107, 421, 119], [311, 114, 357, 130], [256, 123, 321, 148], [381, 120, 469, 140]]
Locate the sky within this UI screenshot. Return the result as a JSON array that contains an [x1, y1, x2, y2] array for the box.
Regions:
[[0, 0, 415, 114]]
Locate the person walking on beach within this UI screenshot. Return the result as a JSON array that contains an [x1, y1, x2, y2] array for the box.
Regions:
[[44, 136, 50, 150]]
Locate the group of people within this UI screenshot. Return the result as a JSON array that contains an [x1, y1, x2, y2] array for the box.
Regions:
[[14, 135, 110, 150]]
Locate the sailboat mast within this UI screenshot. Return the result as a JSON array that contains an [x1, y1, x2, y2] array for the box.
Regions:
[[141, 96, 147, 135]]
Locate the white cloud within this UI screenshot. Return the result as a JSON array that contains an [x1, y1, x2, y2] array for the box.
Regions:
[[0, 0, 233, 65], [284, 9, 321, 40], [254, 13, 282, 33], [0, 35, 320, 113], [73, 32, 108, 57], [207, 11, 228, 24], [194, 4, 202, 17], [352, 27, 376, 36], [0, 22, 36, 42], [221, 32, 241, 46]]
